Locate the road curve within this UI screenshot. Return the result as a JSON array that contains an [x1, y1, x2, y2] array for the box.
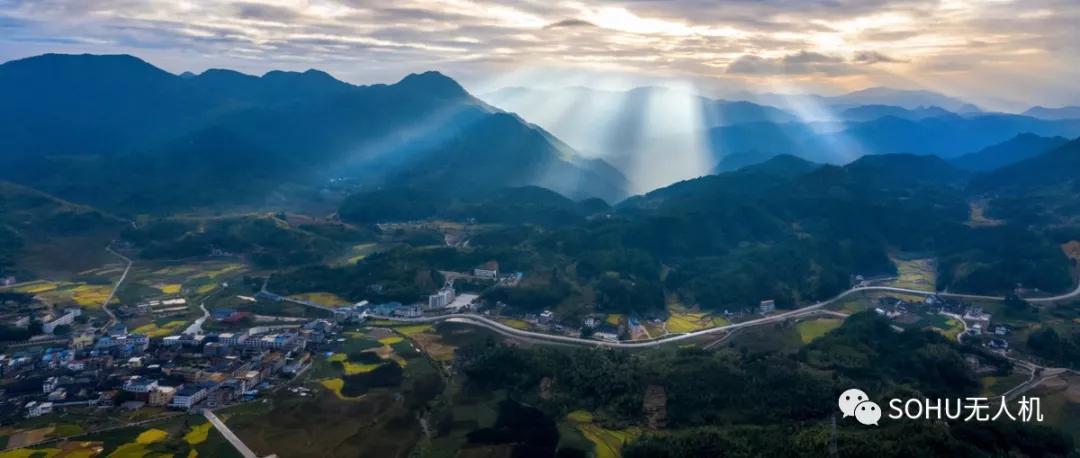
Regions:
[[373, 281, 1080, 349]]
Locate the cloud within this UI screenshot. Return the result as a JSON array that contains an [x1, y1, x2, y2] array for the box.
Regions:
[[545, 18, 596, 29], [726, 51, 851, 75], [852, 50, 905, 64], [0, 0, 1077, 106], [232, 2, 300, 21]]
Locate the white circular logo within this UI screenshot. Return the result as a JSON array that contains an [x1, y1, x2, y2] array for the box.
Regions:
[[854, 401, 882, 426], [838, 388, 869, 417]]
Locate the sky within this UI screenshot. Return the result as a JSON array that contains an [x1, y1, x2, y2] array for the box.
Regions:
[[1, 0, 1079, 111]]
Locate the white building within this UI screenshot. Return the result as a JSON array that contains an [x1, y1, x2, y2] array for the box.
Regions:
[[474, 261, 499, 279], [245, 333, 297, 350], [26, 401, 53, 417], [217, 333, 248, 346], [759, 300, 776, 314], [427, 287, 455, 309], [44, 309, 81, 334], [170, 384, 210, 409], [42, 376, 59, 394], [394, 304, 423, 318]]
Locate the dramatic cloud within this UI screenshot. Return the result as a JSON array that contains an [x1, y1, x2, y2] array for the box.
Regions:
[[0, 0, 1077, 109]]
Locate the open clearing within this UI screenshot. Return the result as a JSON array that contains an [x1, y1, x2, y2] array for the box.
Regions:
[[795, 318, 842, 343], [889, 257, 936, 291]]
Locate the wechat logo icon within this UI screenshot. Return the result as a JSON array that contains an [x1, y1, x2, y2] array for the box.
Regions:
[[839, 388, 881, 426]]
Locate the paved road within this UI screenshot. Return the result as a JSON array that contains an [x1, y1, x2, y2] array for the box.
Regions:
[[203, 409, 260, 458], [101, 244, 133, 330], [184, 303, 210, 335], [372, 281, 1080, 349]]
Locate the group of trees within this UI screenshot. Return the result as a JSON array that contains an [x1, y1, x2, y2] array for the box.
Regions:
[[124, 216, 362, 268], [338, 186, 606, 227], [454, 312, 1072, 456], [271, 247, 442, 304], [1026, 327, 1080, 369]]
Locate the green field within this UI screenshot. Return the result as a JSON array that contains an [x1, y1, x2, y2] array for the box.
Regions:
[[795, 318, 842, 343]]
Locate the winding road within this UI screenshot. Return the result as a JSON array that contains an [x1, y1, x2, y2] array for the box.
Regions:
[[371, 281, 1080, 349]]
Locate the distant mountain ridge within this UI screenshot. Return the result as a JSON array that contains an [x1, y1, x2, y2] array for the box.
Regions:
[[0, 53, 629, 212], [970, 138, 1080, 193], [737, 86, 981, 114], [839, 104, 953, 122], [950, 133, 1070, 171], [701, 113, 1080, 165], [1023, 106, 1080, 120]]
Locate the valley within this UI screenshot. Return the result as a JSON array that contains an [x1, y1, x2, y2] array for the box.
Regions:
[[0, 52, 1079, 458]]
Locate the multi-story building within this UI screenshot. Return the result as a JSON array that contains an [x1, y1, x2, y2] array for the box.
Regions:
[[759, 300, 776, 314], [148, 386, 176, 406], [427, 287, 455, 309], [42, 376, 59, 394], [70, 332, 95, 350], [394, 304, 423, 318], [123, 376, 158, 394], [245, 333, 298, 350], [217, 333, 249, 346], [170, 384, 212, 409], [25, 401, 53, 417], [94, 333, 150, 356], [43, 308, 81, 334]]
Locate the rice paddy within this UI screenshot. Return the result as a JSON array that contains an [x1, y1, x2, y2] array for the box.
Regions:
[[889, 257, 936, 291], [183, 423, 212, 445], [377, 336, 404, 345], [665, 302, 729, 334], [319, 378, 365, 400], [287, 292, 349, 307], [132, 320, 188, 338], [565, 410, 641, 458], [157, 283, 182, 294], [394, 324, 433, 336], [4, 281, 117, 309], [497, 318, 530, 330]]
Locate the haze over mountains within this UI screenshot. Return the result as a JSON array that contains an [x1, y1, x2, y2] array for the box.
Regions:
[[483, 85, 1080, 191]]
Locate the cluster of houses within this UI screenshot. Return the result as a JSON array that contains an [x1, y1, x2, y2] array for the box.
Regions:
[[332, 300, 424, 323], [2, 318, 344, 421], [1, 296, 85, 337], [873, 295, 1012, 351]]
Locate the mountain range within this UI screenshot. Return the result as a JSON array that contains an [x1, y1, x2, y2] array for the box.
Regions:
[[0, 53, 629, 213], [483, 85, 1080, 188], [3, 53, 1080, 212], [744, 86, 983, 113], [950, 133, 1069, 171]]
